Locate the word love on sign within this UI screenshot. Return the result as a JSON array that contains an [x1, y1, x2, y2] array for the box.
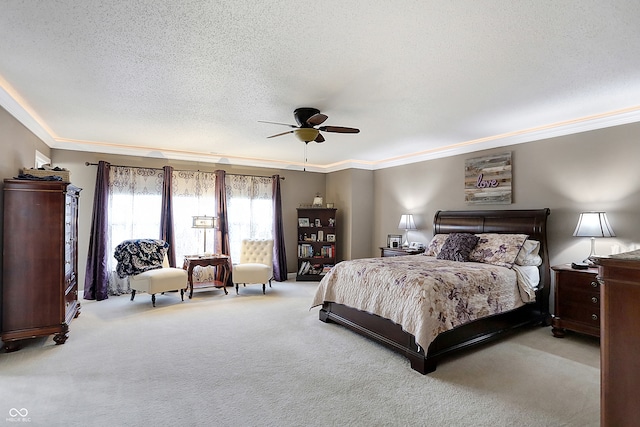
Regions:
[[464, 152, 512, 205], [476, 173, 499, 188]]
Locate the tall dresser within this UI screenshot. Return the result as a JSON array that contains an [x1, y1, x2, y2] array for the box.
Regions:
[[1, 179, 81, 351], [595, 251, 640, 427]]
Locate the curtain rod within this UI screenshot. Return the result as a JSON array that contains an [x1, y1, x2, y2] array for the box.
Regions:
[[84, 162, 284, 180]]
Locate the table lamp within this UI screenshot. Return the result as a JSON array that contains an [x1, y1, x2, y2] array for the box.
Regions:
[[398, 214, 417, 248], [192, 215, 217, 254], [573, 211, 615, 265]]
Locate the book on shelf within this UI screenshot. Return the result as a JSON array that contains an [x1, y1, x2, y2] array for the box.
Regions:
[[298, 261, 310, 275], [320, 245, 334, 258], [297, 261, 332, 276], [319, 264, 334, 275], [298, 244, 314, 258]]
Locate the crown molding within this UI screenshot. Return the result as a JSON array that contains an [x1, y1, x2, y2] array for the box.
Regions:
[[0, 80, 56, 146], [4, 85, 640, 173]]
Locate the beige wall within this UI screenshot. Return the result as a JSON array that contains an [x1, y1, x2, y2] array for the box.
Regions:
[[326, 169, 374, 261], [371, 122, 640, 268], [0, 106, 51, 273], [2, 103, 640, 296]]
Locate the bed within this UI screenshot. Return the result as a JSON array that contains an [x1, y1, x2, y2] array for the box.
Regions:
[[312, 209, 551, 374]]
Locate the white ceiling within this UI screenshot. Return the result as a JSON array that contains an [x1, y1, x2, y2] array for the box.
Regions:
[[2, 1, 640, 172]]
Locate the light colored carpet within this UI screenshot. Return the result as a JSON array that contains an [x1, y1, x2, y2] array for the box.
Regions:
[[0, 278, 599, 427]]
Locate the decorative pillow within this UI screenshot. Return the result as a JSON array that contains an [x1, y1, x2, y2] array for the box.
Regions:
[[515, 239, 543, 266], [114, 239, 168, 278], [469, 233, 529, 268], [437, 233, 480, 262], [423, 234, 448, 257]]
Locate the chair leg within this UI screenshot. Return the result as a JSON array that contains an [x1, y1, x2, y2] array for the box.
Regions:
[[269, 279, 272, 288], [180, 289, 184, 301], [130, 290, 136, 301], [151, 294, 156, 307], [235, 283, 239, 295], [262, 283, 266, 294]]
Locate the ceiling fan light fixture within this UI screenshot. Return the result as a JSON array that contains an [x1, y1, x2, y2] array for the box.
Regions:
[[295, 128, 319, 142]]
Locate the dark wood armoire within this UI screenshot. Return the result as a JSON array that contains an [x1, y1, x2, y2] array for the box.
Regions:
[[1, 179, 81, 351], [596, 252, 640, 426]]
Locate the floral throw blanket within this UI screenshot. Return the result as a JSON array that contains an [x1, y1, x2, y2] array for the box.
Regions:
[[114, 239, 168, 278], [311, 255, 524, 351]]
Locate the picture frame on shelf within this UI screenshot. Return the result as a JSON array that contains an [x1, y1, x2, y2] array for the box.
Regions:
[[310, 234, 317, 242], [298, 218, 310, 227], [315, 218, 321, 227], [326, 234, 336, 242], [387, 234, 402, 248], [318, 230, 324, 241]]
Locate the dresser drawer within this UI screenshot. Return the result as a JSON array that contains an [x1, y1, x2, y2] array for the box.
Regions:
[[556, 271, 599, 292], [556, 286, 600, 306], [64, 283, 79, 323]]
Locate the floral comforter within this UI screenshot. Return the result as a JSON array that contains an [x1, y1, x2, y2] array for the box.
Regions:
[[311, 255, 524, 351]]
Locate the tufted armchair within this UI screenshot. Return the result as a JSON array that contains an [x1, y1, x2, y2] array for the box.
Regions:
[[232, 239, 274, 294]]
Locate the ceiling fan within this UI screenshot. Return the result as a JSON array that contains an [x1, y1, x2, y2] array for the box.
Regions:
[[259, 107, 360, 143]]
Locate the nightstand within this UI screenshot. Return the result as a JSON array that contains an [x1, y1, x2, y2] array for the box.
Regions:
[[380, 247, 425, 257], [551, 264, 600, 338]]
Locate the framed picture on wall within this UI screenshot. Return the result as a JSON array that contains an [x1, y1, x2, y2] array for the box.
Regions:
[[387, 234, 402, 248]]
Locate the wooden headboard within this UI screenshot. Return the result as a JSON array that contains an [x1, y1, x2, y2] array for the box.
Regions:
[[433, 208, 551, 317]]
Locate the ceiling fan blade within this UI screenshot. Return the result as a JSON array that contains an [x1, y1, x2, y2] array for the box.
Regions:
[[307, 113, 328, 126], [258, 120, 298, 128], [318, 126, 360, 134], [314, 133, 325, 143], [266, 130, 294, 138]]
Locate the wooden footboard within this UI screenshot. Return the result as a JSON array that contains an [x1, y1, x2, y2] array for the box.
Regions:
[[317, 208, 551, 374], [320, 301, 547, 374]]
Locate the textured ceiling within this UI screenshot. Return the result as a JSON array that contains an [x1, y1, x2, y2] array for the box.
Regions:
[[1, 1, 640, 172]]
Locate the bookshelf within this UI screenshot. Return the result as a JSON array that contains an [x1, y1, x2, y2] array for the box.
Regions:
[[296, 207, 337, 281]]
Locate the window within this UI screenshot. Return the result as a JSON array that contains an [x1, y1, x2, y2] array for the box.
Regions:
[[172, 170, 217, 263], [226, 175, 273, 262], [107, 167, 163, 294], [103, 167, 274, 294]]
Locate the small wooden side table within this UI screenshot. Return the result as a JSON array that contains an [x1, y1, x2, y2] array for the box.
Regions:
[[380, 247, 425, 257], [551, 263, 600, 338], [183, 254, 231, 298]]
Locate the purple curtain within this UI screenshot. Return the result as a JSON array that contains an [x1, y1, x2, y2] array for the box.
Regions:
[[160, 166, 177, 267], [214, 170, 231, 258], [83, 161, 111, 300], [272, 175, 288, 281]]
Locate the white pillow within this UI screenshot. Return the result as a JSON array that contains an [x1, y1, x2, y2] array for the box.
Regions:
[[515, 239, 542, 266]]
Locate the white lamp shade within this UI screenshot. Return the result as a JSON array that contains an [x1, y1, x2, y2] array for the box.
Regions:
[[192, 215, 217, 229], [398, 214, 417, 230], [573, 212, 615, 237]]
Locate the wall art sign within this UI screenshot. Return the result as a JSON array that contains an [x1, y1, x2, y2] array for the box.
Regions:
[[464, 152, 512, 204]]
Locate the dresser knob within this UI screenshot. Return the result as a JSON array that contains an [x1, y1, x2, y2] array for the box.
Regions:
[[592, 296, 598, 304], [592, 314, 598, 321], [590, 281, 598, 288]]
